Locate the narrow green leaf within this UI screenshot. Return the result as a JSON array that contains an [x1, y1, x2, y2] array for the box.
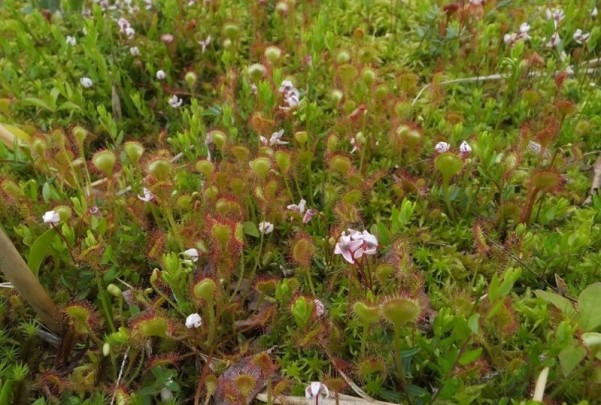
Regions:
[[28, 228, 58, 276], [458, 347, 482, 366]]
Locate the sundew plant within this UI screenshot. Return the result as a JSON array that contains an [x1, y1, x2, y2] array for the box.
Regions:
[[2, 0, 601, 404]]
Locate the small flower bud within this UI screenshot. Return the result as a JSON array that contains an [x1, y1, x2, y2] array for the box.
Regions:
[[92, 150, 117, 176], [107, 283, 122, 298], [294, 131, 308, 145], [247, 63, 267, 81], [249, 157, 271, 180], [195, 160, 214, 176], [264, 46, 282, 64], [185, 71, 198, 88], [124, 141, 144, 163], [147, 159, 172, 180]]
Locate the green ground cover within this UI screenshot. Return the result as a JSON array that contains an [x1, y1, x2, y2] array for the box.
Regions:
[[1, 0, 601, 403]]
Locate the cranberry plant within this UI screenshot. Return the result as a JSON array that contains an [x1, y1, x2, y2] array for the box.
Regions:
[[1, 0, 601, 404]]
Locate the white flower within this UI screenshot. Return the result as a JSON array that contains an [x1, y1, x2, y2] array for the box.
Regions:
[[198, 36, 211, 53], [470, 0, 483, 5], [125, 26, 135, 39], [314, 299, 326, 318], [156, 70, 166, 80], [258, 221, 274, 234], [303, 209, 317, 224], [305, 382, 329, 400], [435, 141, 450, 153], [573, 29, 590, 44], [503, 33, 517, 45], [43, 210, 60, 225], [144, 0, 152, 10], [129, 46, 140, 56], [287, 198, 307, 214], [80, 77, 94, 88], [279, 80, 301, 109], [66, 36, 77, 46], [161, 33, 174, 43], [183, 248, 199, 263], [546, 8, 565, 28], [260, 129, 288, 146], [160, 388, 173, 402], [117, 18, 131, 34], [278, 80, 295, 93], [459, 141, 472, 154], [334, 229, 378, 264], [518, 22, 531, 40], [137, 187, 155, 202], [593, 7, 598, 18], [185, 313, 202, 329], [168, 95, 183, 108], [546, 32, 561, 48]]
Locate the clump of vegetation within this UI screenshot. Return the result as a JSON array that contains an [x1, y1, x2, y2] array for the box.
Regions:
[[1, 0, 601, 403]]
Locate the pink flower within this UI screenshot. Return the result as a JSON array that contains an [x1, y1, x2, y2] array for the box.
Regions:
[[305, 382, 329, 401], [198, 36, 211, 53], [137, 187, 155, 202], [435, 141, 450, 153], [314, 299, 326, 318], [43, 210, 60, 225], [303, 209, 317, 224], [278, 80, 300, 109], [117, 18, 131, 34], [334, 229, 378, 264], [573, 29, 590, 44], [287, 198, 307, 214], [546, 32, 561, 48], [260, 129, 288, 146], [161, 33, 174, 44]]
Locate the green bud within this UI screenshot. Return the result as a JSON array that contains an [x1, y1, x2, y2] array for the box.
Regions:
[[353, 302, 380, 325], [204, 186, 219, 200], [92, 150, 116, 176], [434, 153, 463, 183], [107, 284, 122, 298], [124, 141, 144, 164], [223, 23, 240, 40], [335, 50, 351, 64], [72, 126, 88, 145], [330, 90, 344, 105], [247, 63, 267, 81], [150, 268, 160, 284], [176, 195, 192, 210], [147, 159, 172, 180], [330, 155, 351, 175], [210, 130, 227, 151], [327, 135, 339, 152], [291, 296, 314, 329], [361, 68, 377, 86], [381, 298, 420, 329], [196, 160, 215, 176], [230, 145, 250, 161], [264, 46, 282, 64], [185, 71, 198, 88], [249, 157, 271, 180], [294, 131, 308, 145], [194, 279, 216, 302], [138, 318, 168, 338], [275, 151, 291, 174]]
